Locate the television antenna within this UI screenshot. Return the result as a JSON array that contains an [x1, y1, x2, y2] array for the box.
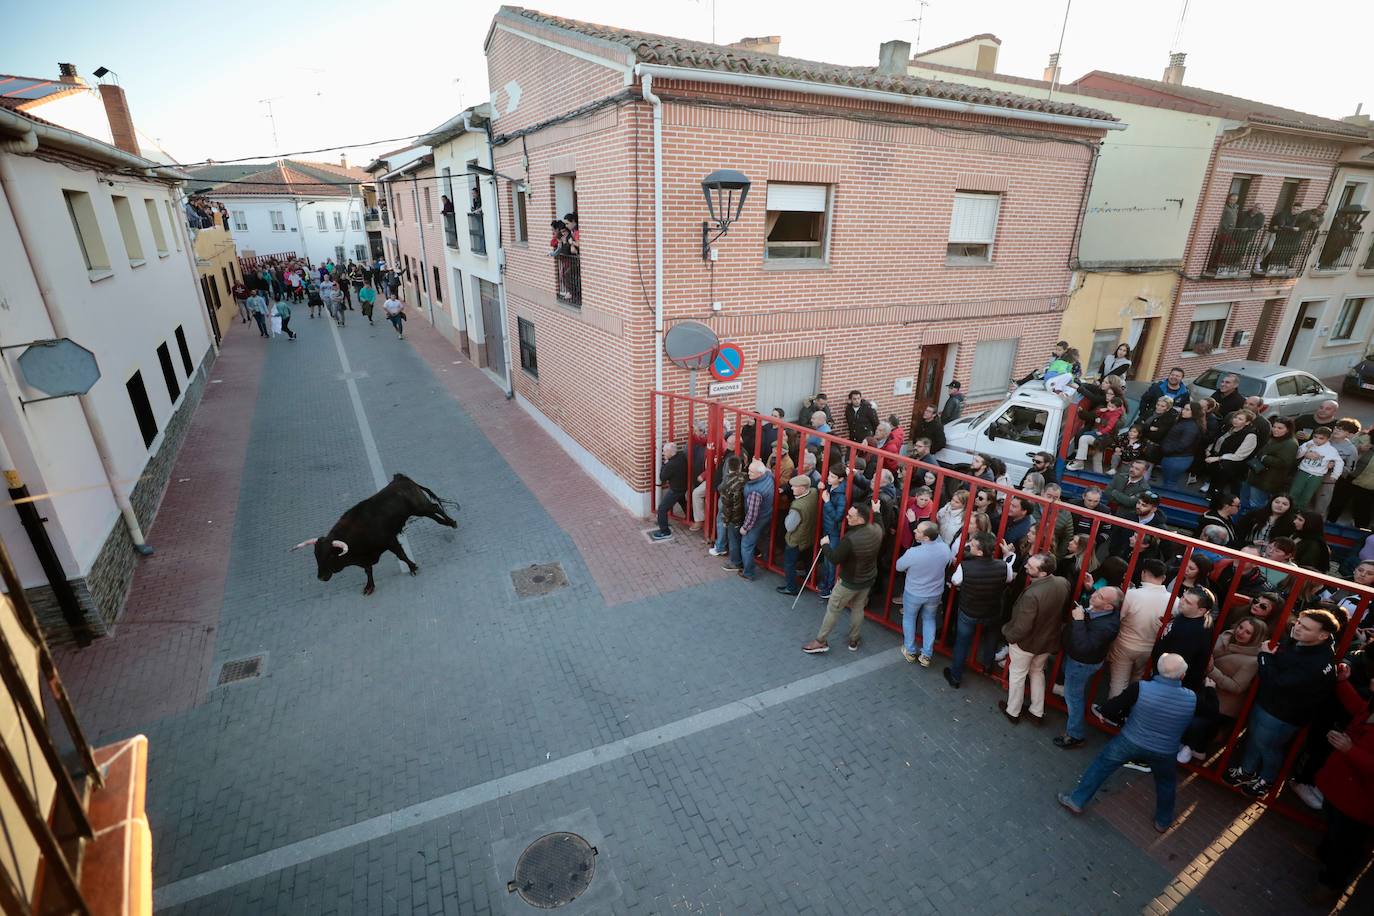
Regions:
[[904, 0, 931, 52], [258, 96, 284, 153]]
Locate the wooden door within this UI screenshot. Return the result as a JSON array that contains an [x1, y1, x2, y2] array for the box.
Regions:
[[910, 345, 947, 428]]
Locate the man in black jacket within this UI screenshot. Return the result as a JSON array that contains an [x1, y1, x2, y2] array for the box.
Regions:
[[943, 532, 1016, 688], [1055, 586, 1123, 749], [1224, 608, 1340, 798], [845, 390, 879, 443], [653, 442, 688, 541], [1213, 373, 1246, 417], [1150, 586, 1216, 695]]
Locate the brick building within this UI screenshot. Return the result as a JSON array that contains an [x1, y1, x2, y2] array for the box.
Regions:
[[481, 7, 1120, 511], [367, 147, 452, 317]]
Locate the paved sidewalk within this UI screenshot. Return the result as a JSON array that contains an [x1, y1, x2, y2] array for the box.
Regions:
[[51, 315, 1369, 915]]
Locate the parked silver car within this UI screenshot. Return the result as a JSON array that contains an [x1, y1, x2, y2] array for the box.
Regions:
[[1189, 361, 1337, 417]]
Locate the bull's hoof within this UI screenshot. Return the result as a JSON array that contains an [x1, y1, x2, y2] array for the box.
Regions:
[[443, 520, 458, 528], [363, 584, 375, 595], [407, 566, 419, 577]]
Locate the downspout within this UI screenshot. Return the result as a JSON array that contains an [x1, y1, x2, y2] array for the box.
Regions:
[[0, 156, 154, 556], [640, 72, 664, 450], [466, 111, 514, 399], [173, 185, 221, 353]]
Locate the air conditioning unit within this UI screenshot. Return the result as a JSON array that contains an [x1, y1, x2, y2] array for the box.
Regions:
[[1231, 330, 1250, 348]]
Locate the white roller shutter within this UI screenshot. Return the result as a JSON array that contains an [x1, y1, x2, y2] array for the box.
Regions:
[[969, 338, 1019, 398], [766, 183, 827, 212], [948, 193, 1001, 243], [1191, 303, 1232, 323]]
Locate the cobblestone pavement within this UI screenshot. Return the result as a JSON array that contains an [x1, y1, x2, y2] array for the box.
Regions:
[[57, 315, 1370, 914]]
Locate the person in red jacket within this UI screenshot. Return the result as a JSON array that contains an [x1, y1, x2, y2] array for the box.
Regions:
[[1312, 667, 1374, 899]]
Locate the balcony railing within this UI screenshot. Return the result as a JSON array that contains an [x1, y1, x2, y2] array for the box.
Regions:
[[1313, 230, 1365, 272], [443, 211, 459, 249], [380, 208, 390, 227], [1256, 227, 1318, 277], [1202, 226, 1316, 278], [364, 207, 381, 228], [555, 253, 581, 306], [469, 211, 487, 255]]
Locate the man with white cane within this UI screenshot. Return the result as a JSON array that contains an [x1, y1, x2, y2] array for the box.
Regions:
[[802, 499, 883, 654], [777, 476, 818, 597]]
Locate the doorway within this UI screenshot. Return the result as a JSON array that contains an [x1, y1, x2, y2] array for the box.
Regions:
[[478, 278, 505, 378], [1281, 301, 1321, 365], [452, 267, 469, 356], [910, 344, 948, 428]]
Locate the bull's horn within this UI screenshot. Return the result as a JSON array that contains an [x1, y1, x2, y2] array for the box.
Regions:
[[289, 538, 319, 552], [331, 540, 349, 556]]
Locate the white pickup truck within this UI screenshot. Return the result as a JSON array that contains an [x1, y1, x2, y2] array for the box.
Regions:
[[931, 385, 1070, 481]]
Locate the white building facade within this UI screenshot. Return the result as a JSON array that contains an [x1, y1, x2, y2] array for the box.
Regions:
[[0, 106, 219, 642]]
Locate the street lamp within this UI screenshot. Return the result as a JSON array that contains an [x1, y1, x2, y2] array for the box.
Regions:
[[701, 169, 750, 259]]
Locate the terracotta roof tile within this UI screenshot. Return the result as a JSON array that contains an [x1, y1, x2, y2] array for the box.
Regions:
[[204, 161, 354, 197], [500, 7, 1116, 124]]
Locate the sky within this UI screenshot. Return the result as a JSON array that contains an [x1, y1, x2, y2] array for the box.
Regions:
[[3, 0, 1368, 166]]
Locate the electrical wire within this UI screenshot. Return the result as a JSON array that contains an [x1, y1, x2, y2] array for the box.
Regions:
[[148, 135, 425, 170]]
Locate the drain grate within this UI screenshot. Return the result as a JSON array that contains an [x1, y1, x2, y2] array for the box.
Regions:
[[507, 832, 596, 908], [216, 656, 264, 685], [511, 563, 569, 598]]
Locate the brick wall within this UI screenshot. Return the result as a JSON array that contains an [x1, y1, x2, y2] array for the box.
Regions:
[[487, 23, 1102, 504], [28, 345, 217, 644]]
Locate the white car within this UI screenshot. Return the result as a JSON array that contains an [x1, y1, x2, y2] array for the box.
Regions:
[[932, 385, 1067, 482]]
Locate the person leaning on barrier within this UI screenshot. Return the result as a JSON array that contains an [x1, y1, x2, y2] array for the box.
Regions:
[[802, 499, 884, 655], [777, 476, 818, 597], [1108, 559, 1171, 697], [943, 532, 1016, 688], [1151, 587, 1216, 698], [1055, 586, 1123, 750], [999, 554, 1070, 724], [1059, 653, 1200, 833]]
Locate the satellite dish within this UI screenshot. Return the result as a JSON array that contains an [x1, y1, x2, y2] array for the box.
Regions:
[[664, 321, 719, 371]]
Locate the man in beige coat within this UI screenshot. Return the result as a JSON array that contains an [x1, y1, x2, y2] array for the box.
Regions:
[[1107, 558, 1172, 697], [1000, 553, 1070, 724]]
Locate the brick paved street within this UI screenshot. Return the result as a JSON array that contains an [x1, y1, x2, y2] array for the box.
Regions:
[[57, 317, 1370, 915]]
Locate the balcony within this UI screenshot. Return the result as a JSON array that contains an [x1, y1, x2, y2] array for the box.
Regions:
[[555, 253, 581, 306], [365, 208, 382, 230], [469, 211, 487, 255], [380, 207, 391, 228], [1201, 226, 1315, 278], [1313, 230, 1365, 273], [443, 211, 459, 249]]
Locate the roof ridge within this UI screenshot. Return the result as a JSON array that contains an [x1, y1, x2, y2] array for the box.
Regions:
[[911, 33, 1001, 59]]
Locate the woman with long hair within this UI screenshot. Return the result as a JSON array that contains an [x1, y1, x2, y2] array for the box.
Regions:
[[1189, 397, 1225, 484], [1243, 416, 1298, 513], [1202, 408, 1259, 496], [1168, 553, 1214, 591], [1180, 616, 1269, 757], [1291, 509, 1332, 571], [1159, 401, 1205, 487], [1233, 493, 1297, 549], [1098, 343, 1132, 381]]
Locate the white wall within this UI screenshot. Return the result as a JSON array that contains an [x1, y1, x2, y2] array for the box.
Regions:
[[430, 132, 502, 346], [906, 64, 1221, 265], [214, 194, 371, 264], [0, 153, 213, 587]]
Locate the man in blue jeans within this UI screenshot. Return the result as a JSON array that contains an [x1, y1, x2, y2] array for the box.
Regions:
[[1058, 653, 1199, 832], [894, 520, 952, 666], [816, 468, 847, 598], [942, 531, 1015, 688], [736, 460, 774, 580], [1053, 586, 1122, 749]]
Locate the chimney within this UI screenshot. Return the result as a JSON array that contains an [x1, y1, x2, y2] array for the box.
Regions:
[[1343, 103, 1371, 129], [878, 39, 912, 77], [726, 35, 781, 55], [1162, 52, 1186, 85], [57, 62, 80, 83], [340, 153, 348, 168], [98, 83, 139, 155], [1042, 53, 1061, 85]]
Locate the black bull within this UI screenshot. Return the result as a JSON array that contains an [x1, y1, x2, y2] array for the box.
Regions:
[[291, 474, 458, 594]]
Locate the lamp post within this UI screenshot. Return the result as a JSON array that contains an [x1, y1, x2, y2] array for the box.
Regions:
[[700, 169, 751, 260]]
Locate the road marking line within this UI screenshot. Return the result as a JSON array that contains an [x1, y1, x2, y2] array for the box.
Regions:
[[326, 318, 413, 569], [153, 649, 901, 909]]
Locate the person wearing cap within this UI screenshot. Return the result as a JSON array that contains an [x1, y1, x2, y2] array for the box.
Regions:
[[1110, 490, 1168, 561], [778, 475, 819, 596], [940, 381, 965, 423]]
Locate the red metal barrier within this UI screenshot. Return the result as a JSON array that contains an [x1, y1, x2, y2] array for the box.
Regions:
[[650, 390, 1374, 826]]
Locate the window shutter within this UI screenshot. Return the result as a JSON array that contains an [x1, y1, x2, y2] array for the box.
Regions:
[[949, 193, 1001, 243], [766, 183, 827, 212], [969, 338, 1019, 397], [1191, 303, 1231, 323]]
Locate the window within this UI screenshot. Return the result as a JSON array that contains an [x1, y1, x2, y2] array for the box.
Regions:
[[350, 211, 361, 231], [354, 244, 367, 260], [334, 245, 345, 263], [1087, 328, 1122, 376], [764, 183, 828, 261], [164, 200, 182, 250], [332, 211, 343, 231], [143, 199, 169, 255], [947, 192, 1001, 264], [231, 209, 247, 230], [423, 188, 433, 224], [969, 337, 1019, 397], [432, 265, 442, 302], [270, 210, 285, 231], [1276, 375, 1300, 397], [1333, 297, 1367, 341], [1184, 303, 1231, 354], [221, 267, 231, 299], [111, 195, 145, 264], [1338, 182, 1368, 211], [1275, 178, 1301, 215], [126, 371, 158, 448], [421, 263, 428, 293], [175, 325, 194, 375], [1228, 174, 1254, 208], [64, 189, 110, 274], [207, 275, 222, 312], [518, 317, 537, 376], [513, 185, 529, 243], [157, 341, 180, 403], [987, 404, 1049, 448]]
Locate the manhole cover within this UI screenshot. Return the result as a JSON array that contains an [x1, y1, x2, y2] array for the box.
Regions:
[[216, 656, 263, 685], [507, 832, 596, 908], [511, 563, 569, 598]]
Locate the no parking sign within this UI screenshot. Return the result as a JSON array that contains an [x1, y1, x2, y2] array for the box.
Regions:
[[710, 343, 744, 382]]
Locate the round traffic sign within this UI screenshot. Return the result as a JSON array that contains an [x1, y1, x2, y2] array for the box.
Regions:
[[710, 343, 744, 382]]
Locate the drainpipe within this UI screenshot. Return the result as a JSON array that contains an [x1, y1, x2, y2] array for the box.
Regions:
[[0, 155, 154, 556], [0, 426, 92, 644], [465, 111, 515, 399], [640, 72, 665, 448], [173, 185, 221, 354]]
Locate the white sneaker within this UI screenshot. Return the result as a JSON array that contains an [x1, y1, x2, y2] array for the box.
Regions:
[[1066, 460, 1085, 471], [994, 646, 1009, 663], [1176, 746, 1192, 764], [708, 546, 725, 557], [1051, 683, 1065, 697], [1290, 782, 1324, 810]]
